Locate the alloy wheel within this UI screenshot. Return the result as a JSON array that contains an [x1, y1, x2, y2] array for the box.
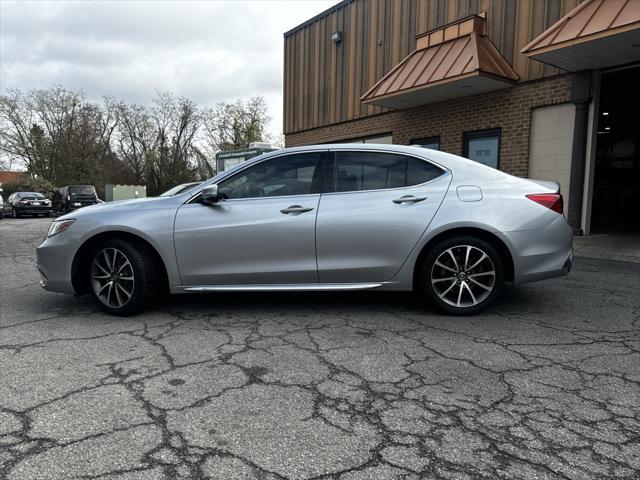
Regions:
[[91, 248, 135, 308], [430, 245, 496, 308]]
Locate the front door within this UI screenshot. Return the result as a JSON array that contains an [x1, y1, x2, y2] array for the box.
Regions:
[[316, 150, 451, 283], [174, 151, 325, 285]]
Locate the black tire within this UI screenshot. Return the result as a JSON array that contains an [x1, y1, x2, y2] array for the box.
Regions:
[[12, 208, 20, 219], [88, 238, 158, 316], [0, 209, 3, 220], [417, 236, 504, 315]]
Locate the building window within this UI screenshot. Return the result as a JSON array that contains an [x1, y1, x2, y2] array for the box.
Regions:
[[334, 133, 393, 144], [463, 129, 501, 169], [411, 136, 440, 150]]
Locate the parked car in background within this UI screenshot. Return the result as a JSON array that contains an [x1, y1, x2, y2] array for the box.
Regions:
[[160, 182, 202, 197], [0, 188, 4, 219], [53, 185, 98, 214], [37, 144, 573, 316], [3, 192, 52, 218]]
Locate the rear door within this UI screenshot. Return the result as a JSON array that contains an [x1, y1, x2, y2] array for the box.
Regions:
[[316, 150, 451, 283]]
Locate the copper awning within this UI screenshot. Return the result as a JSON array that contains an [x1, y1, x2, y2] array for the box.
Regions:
[[522, 0, 640, 71], [361, 15, 519, 110]]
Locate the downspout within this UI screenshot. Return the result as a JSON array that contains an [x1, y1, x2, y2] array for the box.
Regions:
[[567, 70, 592, 235]]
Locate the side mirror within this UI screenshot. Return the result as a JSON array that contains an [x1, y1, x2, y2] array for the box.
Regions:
[[201, 184, 219, 205]]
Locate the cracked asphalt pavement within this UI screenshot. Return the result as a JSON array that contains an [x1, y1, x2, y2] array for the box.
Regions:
[[1, 217, 639, 479]]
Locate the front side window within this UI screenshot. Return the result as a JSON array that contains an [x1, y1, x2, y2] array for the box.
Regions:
[[219, 153, 322, 200], [463, 129, 501, 169], [333, 152, 444, 193]]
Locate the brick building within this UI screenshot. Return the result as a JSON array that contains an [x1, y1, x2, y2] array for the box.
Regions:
[[283, 0, 640, 235]]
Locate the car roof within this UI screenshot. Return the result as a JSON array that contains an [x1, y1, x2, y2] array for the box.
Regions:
[[252, 143, 508, 181]]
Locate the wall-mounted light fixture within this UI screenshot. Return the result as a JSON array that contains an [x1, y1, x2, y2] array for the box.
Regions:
[[331, 31, 343, 43]]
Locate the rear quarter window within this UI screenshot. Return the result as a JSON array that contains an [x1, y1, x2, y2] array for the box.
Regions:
[[407, 157, 444, 185]]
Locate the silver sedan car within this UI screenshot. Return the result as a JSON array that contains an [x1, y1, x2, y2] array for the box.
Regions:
[[37, 144, 572, 316]]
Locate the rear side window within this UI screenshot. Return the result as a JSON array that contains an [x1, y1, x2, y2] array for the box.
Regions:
[[332, 152, 443, 192]]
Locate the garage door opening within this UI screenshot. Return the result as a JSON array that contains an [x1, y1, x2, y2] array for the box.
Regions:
[[590, 65, 640, 234]]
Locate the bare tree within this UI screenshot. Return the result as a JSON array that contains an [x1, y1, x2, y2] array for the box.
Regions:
[[29, 86, 84, 181], [0, 87, 273, 195], [114, 102, 155, 185], [146, 92, 205, 194], [0, 88, 41, 173], [201, 96, 270, 154], [0, 87, 118, 186]]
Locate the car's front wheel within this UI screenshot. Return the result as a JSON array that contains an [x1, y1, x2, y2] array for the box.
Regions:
[[89, 239, 157, 315], [12, 208, 20, 218], [418, 236, 504, 315]]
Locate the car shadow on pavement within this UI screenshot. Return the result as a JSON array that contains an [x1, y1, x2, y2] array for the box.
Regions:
[[146, 283, 538, 318]]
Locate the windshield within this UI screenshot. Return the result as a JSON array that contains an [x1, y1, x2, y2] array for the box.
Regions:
[[70, 186, 96, 195], [19, 192, 45, 199], [160, 183, 200, 196]]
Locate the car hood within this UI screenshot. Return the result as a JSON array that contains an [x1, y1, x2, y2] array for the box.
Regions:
[[56, 196, 179, 220]]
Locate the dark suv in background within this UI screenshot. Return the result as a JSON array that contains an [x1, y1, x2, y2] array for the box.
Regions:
[[53, 185, 99, 214], [2, 192, 53, 218]]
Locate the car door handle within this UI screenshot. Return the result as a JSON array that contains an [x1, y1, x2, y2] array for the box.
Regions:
[[392, 195, 427, 204], [280, 205, 314, 214]]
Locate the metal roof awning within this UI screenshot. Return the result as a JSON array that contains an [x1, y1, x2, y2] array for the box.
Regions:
[[361, 15, 519, 110], [522, 0, 640, 72]]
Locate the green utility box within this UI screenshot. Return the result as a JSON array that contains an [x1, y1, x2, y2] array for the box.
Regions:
[[105, 184, 147, 202], [215, 143, 277, 173]]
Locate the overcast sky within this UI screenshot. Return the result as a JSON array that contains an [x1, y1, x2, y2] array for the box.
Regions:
[[0, 0, 338, 138]]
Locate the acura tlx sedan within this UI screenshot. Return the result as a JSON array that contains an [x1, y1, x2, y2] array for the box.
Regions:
[[37, 144, 573, 316]]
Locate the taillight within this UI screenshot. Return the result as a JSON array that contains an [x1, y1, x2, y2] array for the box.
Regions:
[[526, 193, 563, 214]]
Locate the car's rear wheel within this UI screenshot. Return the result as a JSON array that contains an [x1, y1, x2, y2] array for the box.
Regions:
[[418, 236, 504, 315], [89, 239, 156, 315]]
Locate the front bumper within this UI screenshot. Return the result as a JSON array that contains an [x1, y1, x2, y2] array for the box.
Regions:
[[36, 238, 77, 294]]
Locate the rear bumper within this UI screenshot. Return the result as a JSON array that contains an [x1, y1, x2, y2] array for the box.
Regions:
[[505, 215, 574, 285]]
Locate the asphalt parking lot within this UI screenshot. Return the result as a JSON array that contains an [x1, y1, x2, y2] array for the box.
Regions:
[[1, 217, 639, 480]]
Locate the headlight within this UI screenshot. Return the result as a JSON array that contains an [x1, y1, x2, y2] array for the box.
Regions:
[[48, 219, 75, 237]]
